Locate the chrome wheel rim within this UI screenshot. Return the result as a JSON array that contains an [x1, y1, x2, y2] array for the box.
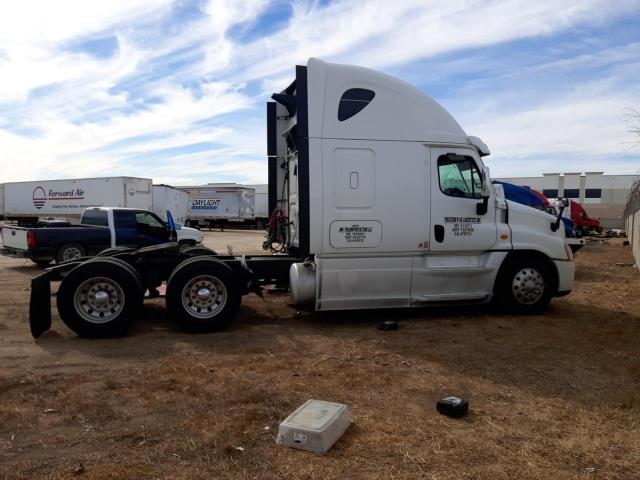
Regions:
[[74, 277, 125, 323], [512, 268, 544, 305], [181, 275, 227, 319], [63, 247, 83, 261]]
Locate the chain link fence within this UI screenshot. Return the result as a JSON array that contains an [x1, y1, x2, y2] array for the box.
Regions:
[[623, 173, 640, 266]]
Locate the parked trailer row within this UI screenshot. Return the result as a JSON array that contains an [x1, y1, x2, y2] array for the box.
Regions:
[[29, 58, 575, 340], [0, 178, 191, 228], [0, 177, 153, 224], [0, 177, 272, 231]]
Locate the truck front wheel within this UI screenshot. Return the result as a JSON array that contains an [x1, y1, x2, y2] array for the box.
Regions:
[[57, 258, 143, 338], [494, 255, 555, 313], [178, 240, 197, 251], [166, 257, 241, 332]]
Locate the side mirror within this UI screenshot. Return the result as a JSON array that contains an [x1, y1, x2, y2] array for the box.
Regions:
[[476, 173, 491, 215], [166, 210, 177, 242], [550, 199, 568, 232]]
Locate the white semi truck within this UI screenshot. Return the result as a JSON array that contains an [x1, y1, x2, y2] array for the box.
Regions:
[[28, 58, 574, 339]]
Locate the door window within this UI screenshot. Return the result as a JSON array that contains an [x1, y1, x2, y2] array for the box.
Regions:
[[135, 212, 165, 228], [437, 154, 482, 199], [81, 209, 108, 226], [135, 211, 168, 244]]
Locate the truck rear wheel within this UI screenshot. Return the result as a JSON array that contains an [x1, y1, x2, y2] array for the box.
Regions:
[[57, 243, 86, 263], [166, 257, 241, 333], [96, 247, 136, 257], [57, 258, 143, 338], [181, 245, 218, 256], [494, 254, 555, 313]]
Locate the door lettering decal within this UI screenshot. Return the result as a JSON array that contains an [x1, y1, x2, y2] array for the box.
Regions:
[[444, 216, 480, 237], [330, 220, 382, 248]]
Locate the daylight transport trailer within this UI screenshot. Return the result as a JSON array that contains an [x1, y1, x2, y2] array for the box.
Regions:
[[181, 184, 255, 229]]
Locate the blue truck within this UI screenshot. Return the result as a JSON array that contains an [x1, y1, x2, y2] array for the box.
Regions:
[[493, 181, 584, 252], [1, 207, 203, 266]]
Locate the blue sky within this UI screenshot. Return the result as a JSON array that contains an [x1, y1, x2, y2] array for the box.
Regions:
[[1, 0, 639, 185]]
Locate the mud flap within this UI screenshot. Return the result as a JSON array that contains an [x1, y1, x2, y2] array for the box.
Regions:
[[30, 273, 53, 338]]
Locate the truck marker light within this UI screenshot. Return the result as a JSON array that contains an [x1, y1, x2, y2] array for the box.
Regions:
[[500, 233, 509, 240]]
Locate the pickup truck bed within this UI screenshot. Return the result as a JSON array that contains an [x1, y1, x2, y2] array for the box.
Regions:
[[1, 206, 203, 266], [2, 224, 110, 264]]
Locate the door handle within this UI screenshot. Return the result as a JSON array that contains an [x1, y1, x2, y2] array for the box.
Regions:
[[434, 224, 445, 243]]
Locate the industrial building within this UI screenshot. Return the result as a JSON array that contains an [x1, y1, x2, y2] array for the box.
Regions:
[[495, 172, 636, 229]]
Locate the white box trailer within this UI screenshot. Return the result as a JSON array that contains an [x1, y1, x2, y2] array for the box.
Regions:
[[0, 184, 4, 219], [152, 184, 189, 225], [181, 184, 255, 228], [2, 177, 152, 224], [245, 184, 269, 227]]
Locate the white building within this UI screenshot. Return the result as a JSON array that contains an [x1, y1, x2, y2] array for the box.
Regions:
[[495, 172, 636, 229]]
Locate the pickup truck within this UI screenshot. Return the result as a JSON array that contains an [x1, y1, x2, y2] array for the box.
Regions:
[[1, 207, 203, 266], [493, 181, 585, 252], [564, 200, 602, 236]]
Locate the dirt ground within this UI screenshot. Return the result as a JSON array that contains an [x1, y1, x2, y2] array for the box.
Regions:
[[0, 230, 639, 479]]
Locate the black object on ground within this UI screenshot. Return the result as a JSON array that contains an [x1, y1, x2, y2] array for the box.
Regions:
[[378, 320, 399, 331], [436, 396, 469, 417]]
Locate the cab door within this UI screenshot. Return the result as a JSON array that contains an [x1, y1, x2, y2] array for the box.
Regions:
[[429, 148, 497, 252], [134, 211, 170, 246]]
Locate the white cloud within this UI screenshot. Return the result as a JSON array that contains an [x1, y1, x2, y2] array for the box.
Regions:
[[0, 0, 639, 185], [464, 83, 640, 176]]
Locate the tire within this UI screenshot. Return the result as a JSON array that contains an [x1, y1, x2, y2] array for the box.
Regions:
[[166, 257, 241, 333], [179, 240, 197, 251], [96, 246, 136, 257], [181, 245, 218, 256], [494, 254, 555, 313], [32, 258, 53, 267], [57, 243, 86, 263], [57, 257, 144, 338]]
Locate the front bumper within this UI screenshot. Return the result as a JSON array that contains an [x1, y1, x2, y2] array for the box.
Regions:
[[553, 259, 575, 295], [567, 238, 585, 253]]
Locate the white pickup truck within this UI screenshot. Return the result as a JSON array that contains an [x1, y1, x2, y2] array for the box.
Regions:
[[2, 207, 203, 266]]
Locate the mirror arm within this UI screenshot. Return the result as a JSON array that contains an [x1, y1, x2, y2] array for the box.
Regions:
[[551, 206, 565, 232], [476, 171, 491, 215]]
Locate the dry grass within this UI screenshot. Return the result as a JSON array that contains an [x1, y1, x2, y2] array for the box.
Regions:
[[0, 236, 639, 479]]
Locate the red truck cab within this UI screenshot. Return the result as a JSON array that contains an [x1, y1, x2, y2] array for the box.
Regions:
[[567, 200, 601, 236]]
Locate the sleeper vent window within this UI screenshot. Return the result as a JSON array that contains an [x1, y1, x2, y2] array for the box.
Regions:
[[338, 88, 375, 121]]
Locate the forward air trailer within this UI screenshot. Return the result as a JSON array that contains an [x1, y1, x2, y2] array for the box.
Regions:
[[28, 58, 575, 339]]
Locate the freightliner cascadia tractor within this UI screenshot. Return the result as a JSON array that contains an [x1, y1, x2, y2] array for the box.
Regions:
[[28, 58, 575, 338]]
